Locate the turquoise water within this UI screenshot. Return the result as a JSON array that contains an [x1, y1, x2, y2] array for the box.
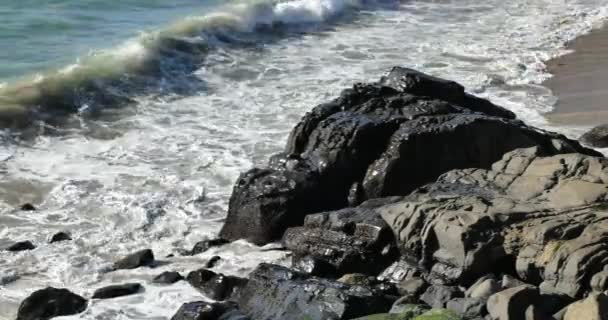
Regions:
[[0, 0, 222, 80]]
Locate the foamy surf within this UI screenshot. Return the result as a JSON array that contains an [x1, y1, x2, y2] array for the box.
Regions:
[[2, 0, 608, 319], [0, 0, 371, 127]]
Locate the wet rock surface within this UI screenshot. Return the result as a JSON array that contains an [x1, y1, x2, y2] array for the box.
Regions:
[[113, 249, 154, 270], [92, 283, 142, 299], [220, 67, 597, 245], [186, 268, 247, 301], [6, 240, 35, 252], [171, 301, 249, 320], [580, 124, 608, 148], [16, 287, 87, 320]]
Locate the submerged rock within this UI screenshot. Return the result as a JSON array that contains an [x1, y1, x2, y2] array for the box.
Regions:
[[235, 263, 393, 319], [580, 124, 608, 148], [113, 249, 154, 270], [92, 283, 142, 299], [20, 203, 36, 211], [220, 67, 596, 245], [188, 238, 229, 256], [17, 287, 87, 320], [6, 240, 35, 252]]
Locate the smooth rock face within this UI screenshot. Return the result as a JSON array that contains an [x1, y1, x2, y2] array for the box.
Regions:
[[486, 285, 539, 320], [92, 283, 142, 299], [17, 287, 87, 320], [563, 293, 608, 320], [171, 301, 249, 320], [379, 147, 608, 293], [580, 124, 608, 148], [7, 241, 35, 252], [235, 263, 393, 320], [186, 269, 247, 301], [113, 249, 154, 270], [282, 198, 399, 276], [220, 67, 596, 245]]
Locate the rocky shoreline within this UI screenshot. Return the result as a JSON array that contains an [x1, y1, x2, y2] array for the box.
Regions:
[[10, 67, 608, 320]]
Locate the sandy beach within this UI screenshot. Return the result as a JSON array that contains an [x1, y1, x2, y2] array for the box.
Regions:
[[544, 23, 608, 126]]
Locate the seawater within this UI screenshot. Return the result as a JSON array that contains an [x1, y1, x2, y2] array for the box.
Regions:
[[1, 0, 607, 318]]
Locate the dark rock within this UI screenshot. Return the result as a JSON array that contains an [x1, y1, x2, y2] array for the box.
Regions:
[[206, 256, 221, 269], [186, 269, 247, 301], [580, 124, 608, 148], [49, 232, 72, 243], [235, 263, 393, 319], [189, 238, 229, 256], [292, 255, 337, 277], [170, 301, 249, 320], [20, 203, 36, 211], [113, 249, 154, 270], [16, 287, 87, 320], [153, 271, 184, 284], [420, 285, 463, 309], [283, 200, 399, 276], [447, 297, 487, 319], [7, 241, 35, 252], [537, 292, 574, 316], [92, 283, 142, 299], [486, 285, 539, 320], [220, 67, 597, 245]]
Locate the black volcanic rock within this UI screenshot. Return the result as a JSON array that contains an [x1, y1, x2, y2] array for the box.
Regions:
[[580, 123, 608, 147], [113, 249, 154, 270], [219, 67, 597, 245], [186, 269, 247, 301], [171, 301, 249, 320], [235, 263, 393, 319], [153, 271, 184, 284], [92, 283, 142, 299], [7, 241, 35, 252], [16, 287, 87, 320], [49, 232, 72, 243]]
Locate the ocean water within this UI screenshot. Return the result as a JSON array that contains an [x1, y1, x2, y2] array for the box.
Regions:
[[0, 0, 607, 318]]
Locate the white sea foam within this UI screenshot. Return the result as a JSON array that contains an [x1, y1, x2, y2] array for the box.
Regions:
[[1, 0, 608, 319]]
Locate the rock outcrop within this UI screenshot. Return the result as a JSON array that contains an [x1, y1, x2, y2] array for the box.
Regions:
[[220, 67, 597, 245], [580, 124, 608, 148], [379, 147, 608, 298]]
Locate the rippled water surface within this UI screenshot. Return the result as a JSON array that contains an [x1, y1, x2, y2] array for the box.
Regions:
[[1, 0, 608, 318]]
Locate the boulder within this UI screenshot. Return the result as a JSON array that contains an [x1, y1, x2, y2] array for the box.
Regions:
[[396, 277, 428, 298], [486, 285, 539, 320], [186, 269, 247, 301], [171, 301, 249, 320], [49, 232, 72, 243], [446, 297, 487, 319], [466, 276, 501, 299], [16, 287, 87, 320], [20, 203, 36, 211], [113, 249, 154, 270], [92, 283, 142, 299], [292, 255, 337, 277], [220, 67, 596, 245], [153, 271, 184, 284], [282, 199, 399, 276], [389, 302, 429, 315], [563, 293, 608, 320], [235, 263, 393, 319], [6, 241, 35, 252], [580, 124, 608, 148], [420, 285, 463, 309], [378, 147, 608, 292]]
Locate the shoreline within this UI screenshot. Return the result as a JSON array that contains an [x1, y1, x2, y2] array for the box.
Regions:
[[544, 22, 608, 127]]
